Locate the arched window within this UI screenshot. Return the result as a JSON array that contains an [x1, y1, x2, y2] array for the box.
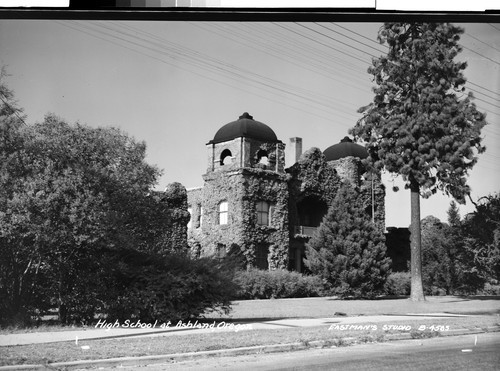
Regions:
[[257, 149, 269, 166], [256, 201, 270, 226], [220, 149, 232, 165], [218, 201, 228, 225]]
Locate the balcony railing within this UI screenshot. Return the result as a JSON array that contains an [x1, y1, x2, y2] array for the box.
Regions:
[[294, 226, 317, 237]]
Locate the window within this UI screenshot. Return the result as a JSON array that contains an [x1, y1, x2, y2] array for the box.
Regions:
[[215, 244, 226, 259], [187, 207, 192, 229], [257, 149, 269, 166], [218, 201, 228, 225], [197, 205, 203, 228], [220, 149, 232, 165], [256, 201, 271, 226], [255, 244, 269, 270]]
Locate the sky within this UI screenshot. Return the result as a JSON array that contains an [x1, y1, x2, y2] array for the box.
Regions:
[[0, 18, 499, 229]]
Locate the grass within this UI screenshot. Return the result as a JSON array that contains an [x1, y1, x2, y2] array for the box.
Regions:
[[0, 316, 498, 366], [204, 295, 500, 320], [1, 296, 499, 366]]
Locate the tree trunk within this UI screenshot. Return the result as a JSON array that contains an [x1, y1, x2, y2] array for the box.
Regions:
[[410, 181, 425, 301]]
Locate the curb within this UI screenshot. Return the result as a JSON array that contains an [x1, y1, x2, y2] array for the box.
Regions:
[[2, 326, 499, 370]]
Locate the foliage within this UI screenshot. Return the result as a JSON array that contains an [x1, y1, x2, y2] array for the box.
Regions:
[[106, 250, 238, 322], [384, 272, 411, 296], [351, 23, 486, 200], [0, 81, 195, 326], [462, 193, 500, 282], [420, 212, 485, 295], [351, 23, 487, 301], [304, 183, 391, 298], [233, 268, 325, 299]]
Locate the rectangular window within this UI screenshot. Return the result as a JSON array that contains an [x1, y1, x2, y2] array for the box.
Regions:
[[218, 201, 228, 225], [255, 244, 269, 270], [216, 243, 226, 259], [187, 207, 192, 229], [197, 205, 203, 228], [256, 201, 270, 226]]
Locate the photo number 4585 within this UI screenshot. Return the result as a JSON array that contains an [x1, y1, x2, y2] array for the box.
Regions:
[[418, 325, 450, 332]]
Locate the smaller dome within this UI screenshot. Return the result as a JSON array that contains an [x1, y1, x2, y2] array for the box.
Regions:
[[323, 136, 368, 161], [209, 112, 280, 144]]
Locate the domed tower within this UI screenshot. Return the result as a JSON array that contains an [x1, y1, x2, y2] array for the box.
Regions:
[[323, 136, 368, 185], [188, 113, 289, 270], [323, 136, 385, 229], [206, 112, 285, 174]]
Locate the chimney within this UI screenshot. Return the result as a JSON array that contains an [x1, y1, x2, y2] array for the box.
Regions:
[[286, 137, 302, 166]]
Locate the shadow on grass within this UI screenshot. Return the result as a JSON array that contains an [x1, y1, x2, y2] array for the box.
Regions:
[[325, 295, 410, 301], [198, 317, 296, 323]]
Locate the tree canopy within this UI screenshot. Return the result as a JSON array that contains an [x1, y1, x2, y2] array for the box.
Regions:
[[350, 23, 487, 301], [304, 183, 391, 298], [351, 23, 486, 202]]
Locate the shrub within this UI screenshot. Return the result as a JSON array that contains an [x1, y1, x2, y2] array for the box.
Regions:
[[304, 184, 391, 298], [384, 272, 411, 296], [105, 250, 238, 322], [480, 281, 500, 296], [234, 268, 325, 299]]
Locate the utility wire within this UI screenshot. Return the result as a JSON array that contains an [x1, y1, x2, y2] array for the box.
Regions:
[[0, 93, 28, 126], [462, 45, 500, 67], [464, 32, 500, 54], [467, 81, 500, 98], [315, 22, 386, 55], [488, 23, 500, 32], [55, 21, 359, 125]]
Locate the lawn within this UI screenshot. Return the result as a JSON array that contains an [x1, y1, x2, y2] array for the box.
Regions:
[[204, 295, 500, 320], [0, 296, 499, 367]]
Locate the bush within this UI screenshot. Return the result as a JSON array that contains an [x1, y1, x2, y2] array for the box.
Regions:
[[234, 268, 325, 299], [384, 272, 411, 296], [105, 250, 238, 322], [480, 281, 500, 295], [304, 184, 391, 298]]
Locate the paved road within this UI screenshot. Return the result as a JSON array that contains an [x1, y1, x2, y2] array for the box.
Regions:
[[112, 333, 500, 371]]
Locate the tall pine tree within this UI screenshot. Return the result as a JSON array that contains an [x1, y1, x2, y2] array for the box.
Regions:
[[351, 23, 487, 301], [304, 183, 391, 298]]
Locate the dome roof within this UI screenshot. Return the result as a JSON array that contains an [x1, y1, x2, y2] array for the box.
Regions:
[[323, 136, 369, 161], [209, 112, 280, 144]]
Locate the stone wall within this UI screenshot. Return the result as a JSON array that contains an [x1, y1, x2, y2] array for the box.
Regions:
[[187, 168, 289, 269], [150, 182, 190, 252]]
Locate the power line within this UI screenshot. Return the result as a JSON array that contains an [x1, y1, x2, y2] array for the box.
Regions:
[[332, 22, 388, 51], [273, 23, 371, 66], [55, 21, 360, 125], [296, 23, 378, 60], [464, 32, 500, 54], [462, 45, 500, 67], [487, 23, 500, 32], [467, 81, 500, 98], [0, 92, 28, 126], [315, 23, 387, 55]]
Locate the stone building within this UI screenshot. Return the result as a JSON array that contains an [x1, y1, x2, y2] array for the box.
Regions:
[[187, 112, 385, 272]]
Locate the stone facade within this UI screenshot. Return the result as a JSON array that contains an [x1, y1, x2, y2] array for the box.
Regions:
[[186, 113, 385, 272]]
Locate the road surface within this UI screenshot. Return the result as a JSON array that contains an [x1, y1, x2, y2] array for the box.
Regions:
[[112, 332, 500, 370]]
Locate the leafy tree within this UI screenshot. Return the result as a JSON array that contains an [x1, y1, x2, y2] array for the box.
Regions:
[[462, 194, 500, 282], [0, 111, 166, 324], [351, 23, 487, 301], [420, 215, 457, 295], [304, 183, 391, 298], [447, 200, 461, 227], [0, 68, 34, 324], [420, 212, 485, 295]]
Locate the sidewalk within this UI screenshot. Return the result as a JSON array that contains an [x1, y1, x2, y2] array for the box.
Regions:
[[0, 312, 472, 347]]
